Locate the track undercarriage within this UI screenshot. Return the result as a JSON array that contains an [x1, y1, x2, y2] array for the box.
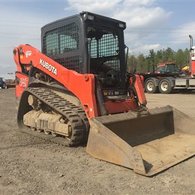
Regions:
[[18, 87, 89, 146]]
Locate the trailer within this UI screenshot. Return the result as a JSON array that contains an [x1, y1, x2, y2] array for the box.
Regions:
[[143, 36, 195, 94]]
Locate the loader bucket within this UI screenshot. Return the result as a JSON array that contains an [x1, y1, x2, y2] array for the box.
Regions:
[[86, 106, 195, 176]]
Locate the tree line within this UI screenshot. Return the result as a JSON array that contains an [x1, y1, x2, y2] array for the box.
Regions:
[[127, 48, 190, 73]]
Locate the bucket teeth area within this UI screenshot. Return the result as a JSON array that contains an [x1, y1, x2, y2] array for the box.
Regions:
[[87, 106, 195, 176], [135, 133, 195, 175]]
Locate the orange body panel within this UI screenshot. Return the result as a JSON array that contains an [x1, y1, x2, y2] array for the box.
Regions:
[[133, 75, 147, 105], [104, 99, 137, 114], [15, 72, 29, 99], [191, 60, 195, 76], [14, 44, 98, 118], [191, 47, 195, 76]]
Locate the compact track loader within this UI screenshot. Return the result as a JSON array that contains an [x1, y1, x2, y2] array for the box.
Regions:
[[14, 12, 195, 176]]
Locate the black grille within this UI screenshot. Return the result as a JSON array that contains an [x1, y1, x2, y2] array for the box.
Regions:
[[88, 32, 120, 72], [42, 22, 81, 72], [89, 34, 119, 58], [43, 23, 79, 55]]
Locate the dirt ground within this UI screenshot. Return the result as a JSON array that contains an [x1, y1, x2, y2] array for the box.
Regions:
[[0, 89, 195, 195]]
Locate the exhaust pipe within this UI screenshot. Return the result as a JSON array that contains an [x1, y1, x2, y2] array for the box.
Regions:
[[189, 35, 193, 49]]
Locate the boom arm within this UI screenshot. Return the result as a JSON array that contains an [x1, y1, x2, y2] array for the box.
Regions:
[[14, 44, 98, 118]]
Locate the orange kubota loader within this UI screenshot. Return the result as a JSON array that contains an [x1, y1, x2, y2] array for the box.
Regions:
[[14, 12, 195, 176]]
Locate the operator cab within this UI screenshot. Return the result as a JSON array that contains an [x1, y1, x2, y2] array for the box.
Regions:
[[41, 12, 127, 97], [155, 63, 179, 74], [85, 13, 126, 89]]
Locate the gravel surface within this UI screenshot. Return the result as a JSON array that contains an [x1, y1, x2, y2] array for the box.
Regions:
[[0, 89, 195, 194]]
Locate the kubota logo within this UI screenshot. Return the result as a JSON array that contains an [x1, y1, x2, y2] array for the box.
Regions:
[[39, 59, 57, 75], [25, 51, 32, 58]]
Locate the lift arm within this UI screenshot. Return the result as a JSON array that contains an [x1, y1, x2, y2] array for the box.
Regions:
[[14, 44, 98, 118]]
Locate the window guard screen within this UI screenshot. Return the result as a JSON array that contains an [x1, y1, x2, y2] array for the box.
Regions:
[[88, 28, 120, 72], [89, 34, 119, 58], [42, 22, 81, 72], [43, 22, 79, 56]]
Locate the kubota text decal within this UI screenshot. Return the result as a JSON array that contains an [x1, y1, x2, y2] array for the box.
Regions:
[[39, 59, 57, 75]]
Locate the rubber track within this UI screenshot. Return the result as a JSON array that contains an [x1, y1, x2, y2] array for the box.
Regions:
[[22, 87, 89, 146]]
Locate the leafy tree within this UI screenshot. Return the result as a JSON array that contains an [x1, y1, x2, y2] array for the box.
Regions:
[[127, 55, 137, 73], [176, 49, 185, 68], [164, 47, 175, 62], [137, 54, 147, 73], [127, 47, 190, 73]]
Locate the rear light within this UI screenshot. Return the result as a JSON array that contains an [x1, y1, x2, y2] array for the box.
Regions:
[[119, 23, 126, 29], [83, 13, 94, 21]]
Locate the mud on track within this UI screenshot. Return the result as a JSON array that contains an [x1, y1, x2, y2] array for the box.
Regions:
[[0, 89, 195, 194]]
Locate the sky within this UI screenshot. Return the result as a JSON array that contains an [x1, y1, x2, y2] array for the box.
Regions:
[[0, 0, 195, 78]]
